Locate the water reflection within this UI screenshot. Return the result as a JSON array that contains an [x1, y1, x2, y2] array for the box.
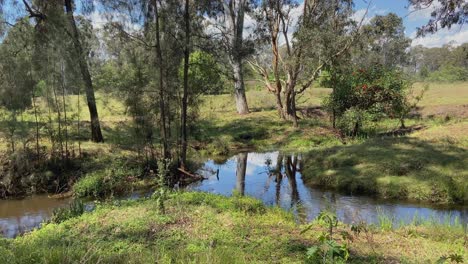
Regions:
[[189, 151, 467, 226], [0, 195, 71, 238], [1, 151, 466, 238]]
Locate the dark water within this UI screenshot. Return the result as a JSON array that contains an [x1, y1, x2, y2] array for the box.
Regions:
[[188, 152, 467, 226], [0, 195, 72, 238], [1, 151, 466, 238]]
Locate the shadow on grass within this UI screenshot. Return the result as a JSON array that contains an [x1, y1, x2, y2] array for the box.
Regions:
[[193, 112, 332, 152], [303, 137, 467, 204]]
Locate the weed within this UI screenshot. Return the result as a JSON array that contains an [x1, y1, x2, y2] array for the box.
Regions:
[[302, 211, 351, 263], [50, 199, 85, 224]]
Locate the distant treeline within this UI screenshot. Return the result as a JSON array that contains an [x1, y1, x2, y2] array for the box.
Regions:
[[408, 43, 468, 82]]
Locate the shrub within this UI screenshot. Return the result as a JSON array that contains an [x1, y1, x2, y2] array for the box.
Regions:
[[324, 65, 414, 135], [50, 199, 85, 223], [427, 65, 468, 82], [302, 211, 350, 264], [73, 165, 137, 198]]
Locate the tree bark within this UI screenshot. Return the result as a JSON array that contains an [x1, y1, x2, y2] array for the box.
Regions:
[[64, 0, 103, 143], [152, 0, 169, 159], [223, 0, 249, 115], [180, 0, 190, 168]]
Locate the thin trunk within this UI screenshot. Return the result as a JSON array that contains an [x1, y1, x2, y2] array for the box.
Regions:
[[52, 78, 64, 157], [180, 0, 190, 169], [77, 87, 81, 158], [61, 62, 69, 158], [153, 0, 169, 159], [64, 0, 103, 143], [30, 64, 40, 157]]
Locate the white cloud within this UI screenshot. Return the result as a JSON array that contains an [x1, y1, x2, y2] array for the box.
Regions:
[[352, 8, 372, 25], [411, 27, 468, 47], [88, 11, 107, 29], [407, 2, 441, 22], [352, 5, 388, 25]]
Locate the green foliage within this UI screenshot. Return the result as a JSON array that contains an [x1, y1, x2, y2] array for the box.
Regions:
[[50, 200, 85, 224], [358, 13, 411, 68], [152, 159, 171, 214], [437, 253, 465, 264], [428, 64, 468, 82], [0, 19, 35, 111], [180, 51, 224, 95], [324, 66, 413, 135], [302, 211, 350, 264], [73, 162, 137, 198], [376, 208, 394, 231]]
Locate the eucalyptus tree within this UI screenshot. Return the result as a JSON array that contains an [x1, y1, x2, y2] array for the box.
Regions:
[[355, 13, 411, 68], [2, 0, 105, 143], [64, 0, 104, 142], [0, 19, 36, 153], [409, 0, 467, 36], [250, 0, 361, 127], [221, 0, 251, 115]]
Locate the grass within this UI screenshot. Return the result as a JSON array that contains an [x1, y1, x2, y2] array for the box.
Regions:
[[0, 192, 465, 263], [302, 137, 467, 204], [1, 82, 467, 203]]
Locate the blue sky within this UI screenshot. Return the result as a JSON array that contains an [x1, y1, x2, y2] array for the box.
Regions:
[[2, 0, 466, 48], [353, 0, 468, 47]]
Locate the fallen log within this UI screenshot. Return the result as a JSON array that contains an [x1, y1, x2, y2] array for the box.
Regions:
[[48, 191, 73, 199]]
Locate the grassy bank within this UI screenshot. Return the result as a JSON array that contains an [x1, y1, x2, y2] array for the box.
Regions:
[[1, 82, 467, 203], [302, 135, 467, 204], [0, 192, 465, 263]]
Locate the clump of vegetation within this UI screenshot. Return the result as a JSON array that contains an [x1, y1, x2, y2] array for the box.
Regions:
[[50, 200, 85, 224], [73, 163, 138, 198], [151, 159, 171, 214], [302, 211, 350, 263], [324, 66, 414, 136]]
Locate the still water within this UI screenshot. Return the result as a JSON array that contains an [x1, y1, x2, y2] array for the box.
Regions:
[[0, 195, 72, 238], [188, 152, 467, 225], [1, 151, 466, 238]]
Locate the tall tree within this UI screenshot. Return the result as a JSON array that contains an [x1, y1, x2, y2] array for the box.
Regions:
[[12, 0, 104, 142], [180, 0, 190, 168], [357, 13, 411, 68], [221, 0, 250, 115], [250, 0, 360, 126], [63, 0, 104, 142]]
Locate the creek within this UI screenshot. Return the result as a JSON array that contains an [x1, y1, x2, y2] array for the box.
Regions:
[[1, 151, 466, 238]]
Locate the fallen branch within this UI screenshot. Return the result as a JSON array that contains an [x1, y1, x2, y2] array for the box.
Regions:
[[177, 168, 205, 180]]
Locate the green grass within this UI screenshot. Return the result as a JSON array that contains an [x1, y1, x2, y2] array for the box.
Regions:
[[1, 82, 467, 201], [0, 192, 465, 263], [413, 82, 468, 107], [302, 137, 467, 204]]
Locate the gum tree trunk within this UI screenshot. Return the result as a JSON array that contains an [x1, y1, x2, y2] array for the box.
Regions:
[[223, 0, 249, 115], [64, 0, 103, 143], [152, 0, 169, 159], [180, 0, 190, 168]]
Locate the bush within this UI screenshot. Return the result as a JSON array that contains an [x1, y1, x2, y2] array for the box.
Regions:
[[50, 200, 85, 223], [73, 166, 137, 198], [324, 65, 413, 135]]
